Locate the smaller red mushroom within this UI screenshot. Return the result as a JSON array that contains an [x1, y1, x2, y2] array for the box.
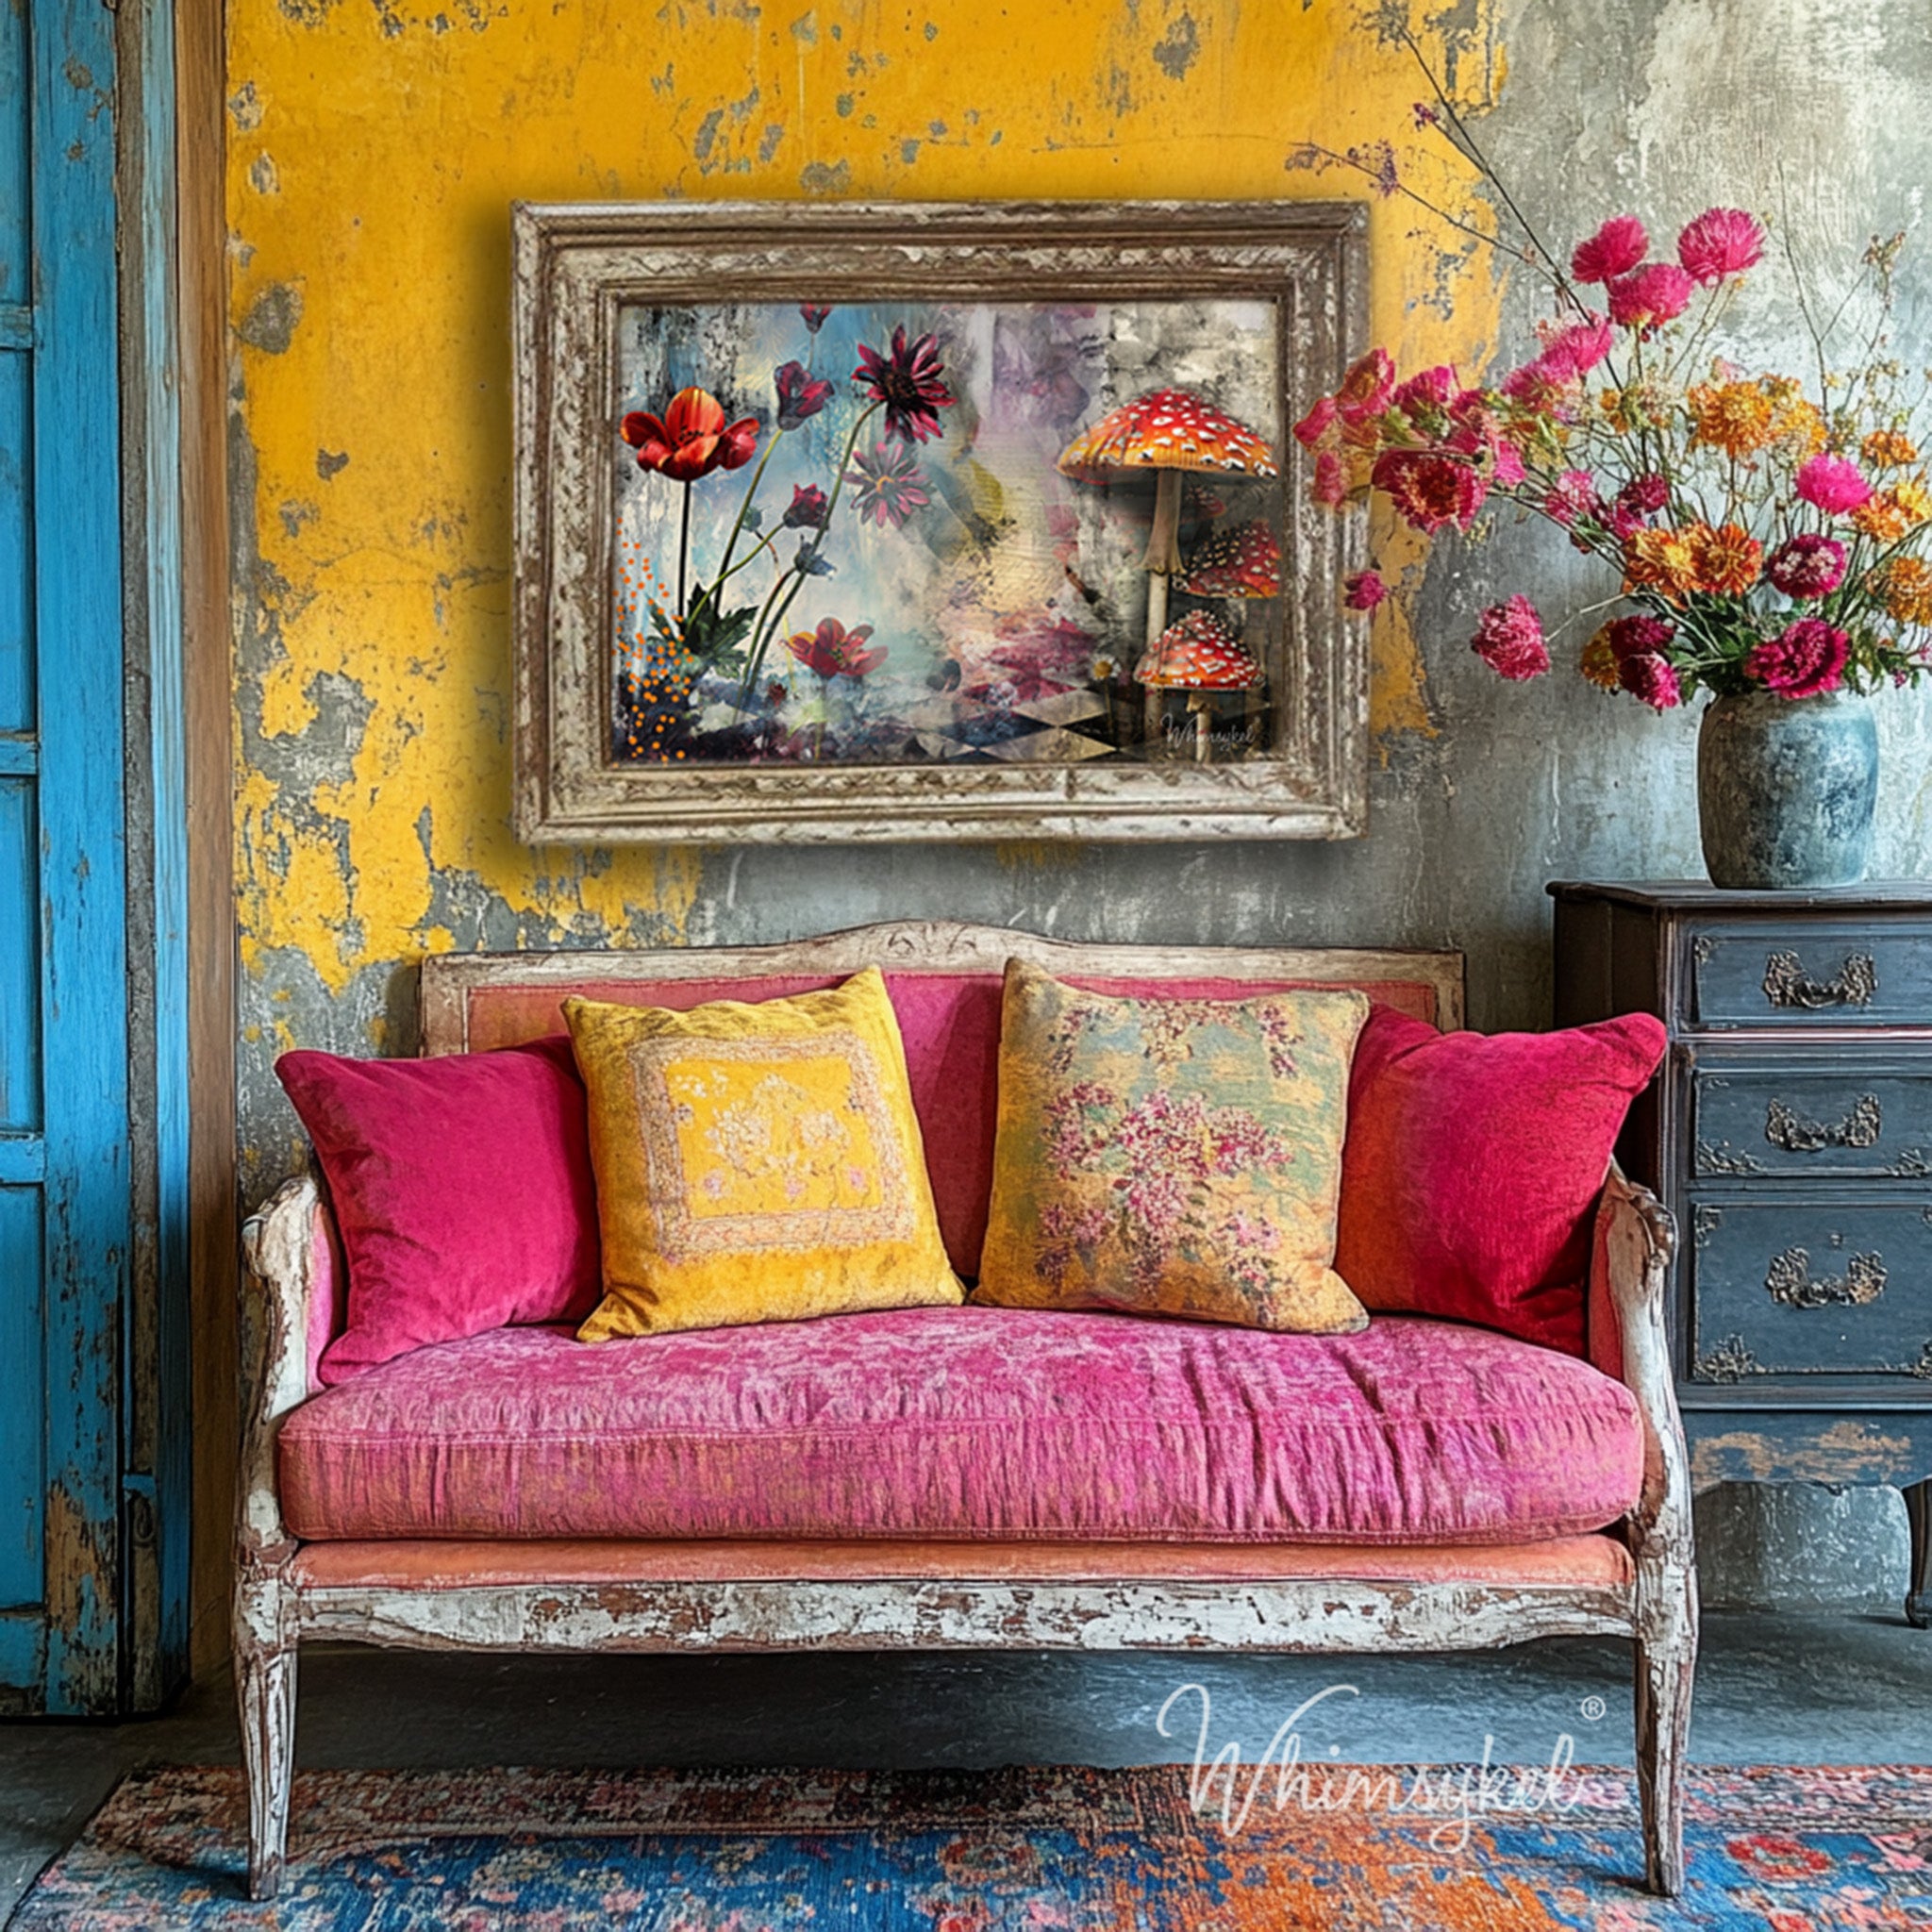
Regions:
[[1136, 611, 1262, 762], [1176, 519, 1282, 601]]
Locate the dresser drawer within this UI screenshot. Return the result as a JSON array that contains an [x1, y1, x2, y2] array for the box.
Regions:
[[1690, 1198, 1932, 1379], [1689, 921, 1932, 1028], [1693, 1060, 1932, 1179]]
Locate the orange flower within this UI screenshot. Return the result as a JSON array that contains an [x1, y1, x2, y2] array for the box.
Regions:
[[1624, 525, 1702, 600], [1852, 489, 1917, 543], [1764, 378, 1826, 457], [1896, 475, 1932, 523], [1688, 520, 1763, 595], [1579, 626, 1622, 690], [1862, 428, 1921, 469], [1687, 380, 1776, 458], [1881, 556, 1932, 626]]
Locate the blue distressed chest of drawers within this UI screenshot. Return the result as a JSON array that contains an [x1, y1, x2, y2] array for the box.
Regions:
[[1551, 880, 1932, 1628]]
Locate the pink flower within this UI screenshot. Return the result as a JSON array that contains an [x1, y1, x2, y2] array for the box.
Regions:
[[1571, 216, 1649, 284], [1342, 570, 1388, 610], [1471, 595, 1550, 680], [1392, 364, 1459, 420], [1538, 315, 1614, 379], [1794, 454, 1872, 515], [1544, 470, 1600, 527], [1312, 448, 1350, 508], [1372, 448, 1487, 533], [1501, 358, 1579, 415], [1608, 263, 1694, 330], [1618, 651, 1682, 709], [1747, 618, 1850, 697], [1676, 208, 1765, 285], [1293, 394, 1339, 448], [1607, 613, 1675, 659], [1337, 348, 1396, 419], [1766, 534, 1848, 598]]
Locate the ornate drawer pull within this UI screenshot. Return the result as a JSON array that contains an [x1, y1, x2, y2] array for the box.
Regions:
[[1764, 1246, 1887, 1308], [1761, 949, 1877, 1008], [1764, 1094, 1882, 1152]]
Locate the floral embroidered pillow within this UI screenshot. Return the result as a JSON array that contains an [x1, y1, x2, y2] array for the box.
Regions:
[[973, 961, 1371, 1333], [564, 968, 962, 1340]]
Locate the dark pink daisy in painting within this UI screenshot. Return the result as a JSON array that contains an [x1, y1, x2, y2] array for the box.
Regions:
[[847, 441, 931, 528], [854, 326, 954, 443]]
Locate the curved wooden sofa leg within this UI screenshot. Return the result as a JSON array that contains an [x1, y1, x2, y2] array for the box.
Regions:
[[1636, 1607, 1695, 1897], [1597, 1167, 1699, 1898], [238, 1636, 297, 1900], [234, 1558, 298, 1901]]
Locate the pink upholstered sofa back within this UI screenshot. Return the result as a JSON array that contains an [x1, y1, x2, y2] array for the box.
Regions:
[[444, 967, 1449, 1279]]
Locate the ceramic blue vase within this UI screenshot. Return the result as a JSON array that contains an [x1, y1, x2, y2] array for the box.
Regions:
[[1696, 689, 1876, 889]]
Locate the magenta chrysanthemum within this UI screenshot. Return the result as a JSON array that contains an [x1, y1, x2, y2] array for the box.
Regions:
[[1392, 364, 1459, 420], [1607, 613, 1676, 660], [1571, 216, 1649, 284], [1618, 473, 1671, 516], [1766, 534, 1849, 599], [1676, 208, 1765, 285], [1372, 449, 1487, 534], [1544, 470, 1599, 528], [1342, 570, 1388, 611], [1312, 449, 1350, 508], [1471, 595, 1550, 681], [1618, 651, 1682, 709], [1747, 619, 1850, 698], [1538, 315, 1614, 379], [1793, 455, 1872, 515], [1293, 394, 1339, 448], [1608, 263, 1694, 330]]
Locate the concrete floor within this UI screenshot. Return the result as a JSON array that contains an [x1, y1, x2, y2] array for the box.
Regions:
[[3, 1611, 1931, 1918]]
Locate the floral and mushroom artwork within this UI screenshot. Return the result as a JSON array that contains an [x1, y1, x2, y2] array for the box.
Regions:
[[609, 299, 1286, 767]]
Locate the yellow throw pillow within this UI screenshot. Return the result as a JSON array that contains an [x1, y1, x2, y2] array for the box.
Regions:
[[566, 967, 963, 1340], [974, 960, 1370, 1333]]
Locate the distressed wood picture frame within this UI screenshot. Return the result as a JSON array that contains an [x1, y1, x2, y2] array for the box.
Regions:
[[511, 199, 1369, 845]]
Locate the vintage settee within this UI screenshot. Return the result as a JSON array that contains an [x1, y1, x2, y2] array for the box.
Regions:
[[235, 922, 1696, 1900]]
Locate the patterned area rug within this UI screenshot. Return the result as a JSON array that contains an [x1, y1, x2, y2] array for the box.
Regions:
[[12, 1764, 1932, 1929]]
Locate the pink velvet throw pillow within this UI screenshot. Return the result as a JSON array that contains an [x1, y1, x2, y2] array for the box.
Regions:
[[1335, 1005, 1667, 1356], [276, 1037, 602, 1385]]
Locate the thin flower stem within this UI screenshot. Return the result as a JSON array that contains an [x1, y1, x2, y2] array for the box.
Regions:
[[1399, 25, 1582, 310], [676, 481, 692, 620], [702, 434, 784, 622], [738, 399, 885, 707], [1292, 144, 1546, 274]]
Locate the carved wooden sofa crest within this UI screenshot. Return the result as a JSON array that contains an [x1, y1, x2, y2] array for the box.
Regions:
[[235, 922, 1695, 1900]]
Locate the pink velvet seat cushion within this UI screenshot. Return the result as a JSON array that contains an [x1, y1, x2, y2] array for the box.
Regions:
[[278, 1307, 1644, 1545], [276, 1039, 602, 1385], [1336, 1006, 1668, 1357]]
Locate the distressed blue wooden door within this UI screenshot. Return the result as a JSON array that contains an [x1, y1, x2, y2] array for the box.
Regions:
[[0, 0, 133, 1714]]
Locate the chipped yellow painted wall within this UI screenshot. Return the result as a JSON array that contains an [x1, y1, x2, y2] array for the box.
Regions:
[[226, 0, 1502, 1163]]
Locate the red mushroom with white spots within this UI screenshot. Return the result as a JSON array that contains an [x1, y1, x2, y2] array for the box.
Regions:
[[1135, 610, 1262, 762], [1058, 389, 1279, 691], [1177, 518, 1282, 602]]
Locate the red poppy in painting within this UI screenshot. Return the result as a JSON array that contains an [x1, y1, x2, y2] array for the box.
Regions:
[[787, 616, 888, 678], [621, 387, 759, 482]]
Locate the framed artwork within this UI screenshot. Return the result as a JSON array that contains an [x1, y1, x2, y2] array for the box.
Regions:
[[512, 199, 1368, 844]]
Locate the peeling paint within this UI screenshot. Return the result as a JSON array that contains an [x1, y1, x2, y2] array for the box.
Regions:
[[238, 282, 301, 355], [226, 0, 1932, 1216]]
